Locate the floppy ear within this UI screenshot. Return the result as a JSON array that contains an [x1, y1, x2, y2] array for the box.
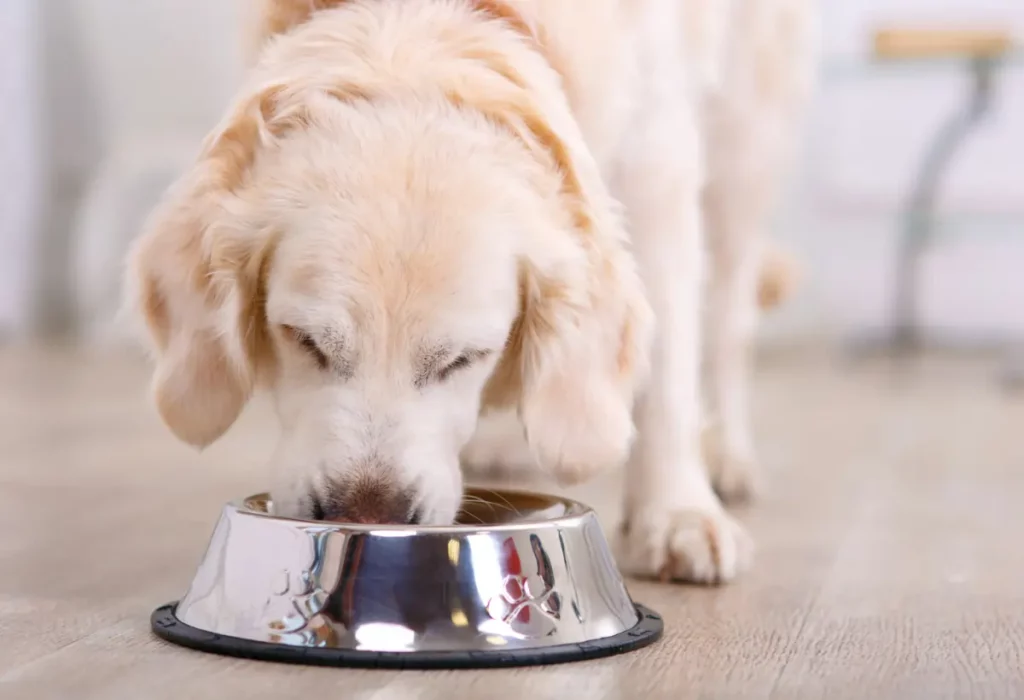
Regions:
[[508, 235, 653, 485], [468, 46, 655, 484], [125, 90, 288, 448]]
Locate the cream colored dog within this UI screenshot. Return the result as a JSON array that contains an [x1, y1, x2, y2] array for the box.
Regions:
[[127, 0, 815, 583]]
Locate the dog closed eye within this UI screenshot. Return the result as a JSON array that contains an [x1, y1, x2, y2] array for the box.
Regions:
[[437, 353, 473, 381], [418, 349, 492, 388], [282, 325, 330, 370]]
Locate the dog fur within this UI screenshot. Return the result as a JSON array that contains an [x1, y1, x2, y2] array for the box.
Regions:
[[127, 0, 815, 584]]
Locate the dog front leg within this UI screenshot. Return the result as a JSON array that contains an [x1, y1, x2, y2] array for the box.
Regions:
[[612, 105, 752, 585]]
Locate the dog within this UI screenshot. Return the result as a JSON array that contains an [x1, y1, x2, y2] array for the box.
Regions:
[[126, 0, 816, 584]]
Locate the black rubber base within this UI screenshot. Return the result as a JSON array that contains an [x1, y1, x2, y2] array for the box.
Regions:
[[151, 602, 663, 669]]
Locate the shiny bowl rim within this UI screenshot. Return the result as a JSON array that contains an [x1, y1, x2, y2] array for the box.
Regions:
[[231, 486, 596, 535]]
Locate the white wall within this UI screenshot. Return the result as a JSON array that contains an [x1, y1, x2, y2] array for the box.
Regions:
[[813, 0, 1024, 212], [766, 0, 1024, 344], [0, 0, 42, 333], [21, 0, 245, 335]]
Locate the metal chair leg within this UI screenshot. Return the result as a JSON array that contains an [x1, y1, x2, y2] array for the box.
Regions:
[[847, 57, 1000, 358]]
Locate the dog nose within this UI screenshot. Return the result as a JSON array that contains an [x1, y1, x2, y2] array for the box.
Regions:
[[314, 477, 416, 525]]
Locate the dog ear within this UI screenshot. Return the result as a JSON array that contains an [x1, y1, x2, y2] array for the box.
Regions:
[[469, 44, 655, 484], [507, 239, 652, 485], [125, 89, 293, 447]]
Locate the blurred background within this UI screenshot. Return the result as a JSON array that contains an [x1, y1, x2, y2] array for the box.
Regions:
[[1, 3, 1023, 696], [1, 0, 1021, 357]]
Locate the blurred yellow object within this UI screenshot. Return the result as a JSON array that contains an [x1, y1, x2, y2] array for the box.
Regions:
[[872, 28, 1013, 60], [757, 244, 800, 312]]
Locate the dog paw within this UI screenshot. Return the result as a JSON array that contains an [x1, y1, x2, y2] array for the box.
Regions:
[[617, 506, 753, 585]]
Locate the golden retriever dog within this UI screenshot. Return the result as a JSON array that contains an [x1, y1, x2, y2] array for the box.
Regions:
[[126, 0, 815, 583]]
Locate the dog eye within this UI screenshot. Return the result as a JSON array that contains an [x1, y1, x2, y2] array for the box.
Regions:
[[436, 349, 491, 383], [283, 326, 329, 370], [437, 354, 473, 382]]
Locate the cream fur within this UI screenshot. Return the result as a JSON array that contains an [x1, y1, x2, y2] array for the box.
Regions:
[[127, 0, 816, 583]]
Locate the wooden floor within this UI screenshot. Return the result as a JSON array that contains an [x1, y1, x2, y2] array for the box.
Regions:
[[2, 344, 1023, 699]]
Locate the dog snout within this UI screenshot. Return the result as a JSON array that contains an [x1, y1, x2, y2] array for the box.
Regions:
[[312, 475, 418, 525]]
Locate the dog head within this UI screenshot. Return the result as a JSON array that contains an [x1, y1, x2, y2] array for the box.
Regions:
[[127, 24, 652, 524]]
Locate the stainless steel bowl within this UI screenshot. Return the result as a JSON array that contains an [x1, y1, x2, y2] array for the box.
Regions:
[[152, 488, 662, 668]]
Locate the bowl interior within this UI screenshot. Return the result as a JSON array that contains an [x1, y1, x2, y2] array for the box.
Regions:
[[241, 487, 586, 526]]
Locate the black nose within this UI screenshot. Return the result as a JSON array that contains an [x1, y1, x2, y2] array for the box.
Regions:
[[312, 477, 417, 525]]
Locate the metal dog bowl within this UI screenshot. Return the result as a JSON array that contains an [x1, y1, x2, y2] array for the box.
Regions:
[[152, 488, 662, 669]]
